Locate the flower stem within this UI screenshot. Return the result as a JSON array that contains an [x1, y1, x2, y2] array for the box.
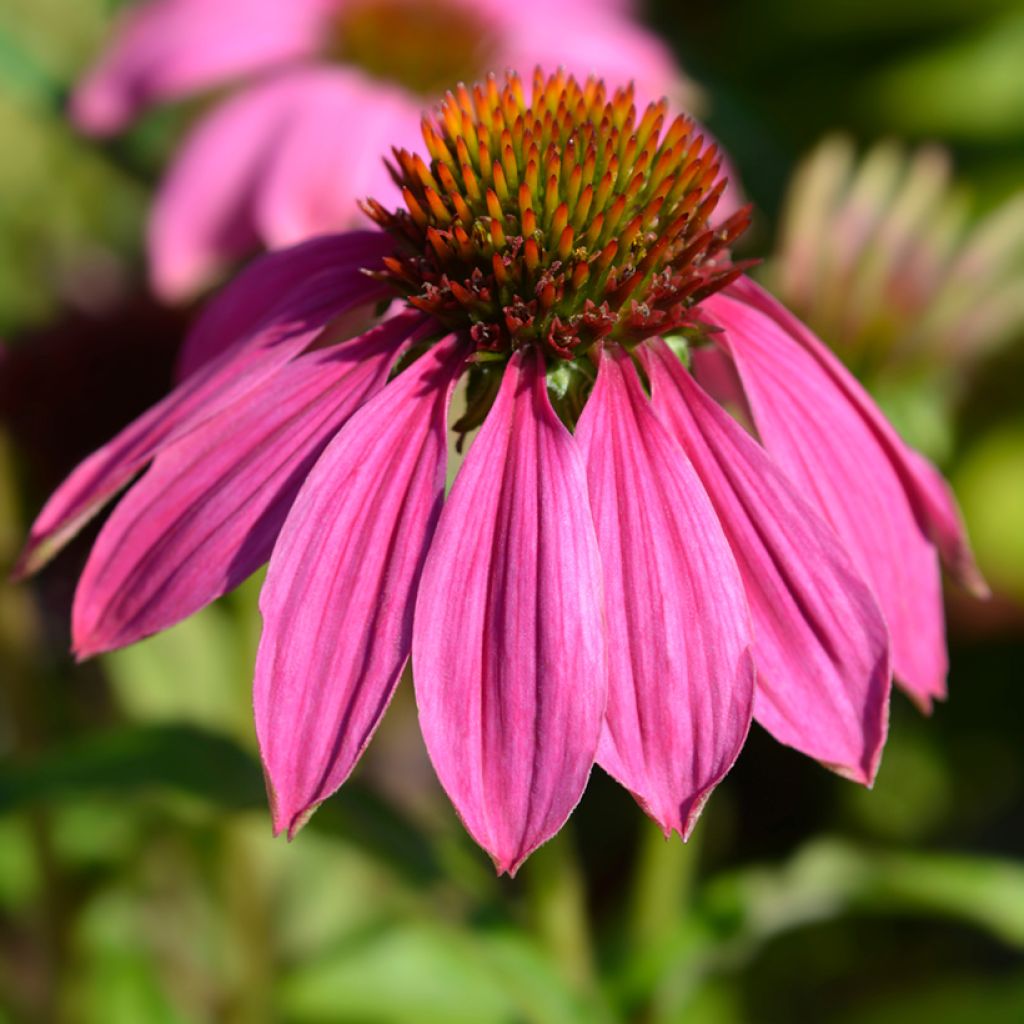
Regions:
[[627, 822, 701, 955], [522, 828, 596, 992]]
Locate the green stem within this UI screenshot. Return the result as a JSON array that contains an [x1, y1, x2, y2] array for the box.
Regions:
[[522, 828, 596, 993], [627, 823, 701, 955]]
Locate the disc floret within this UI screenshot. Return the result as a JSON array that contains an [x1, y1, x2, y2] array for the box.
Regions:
[[365, 69, 751, 359]]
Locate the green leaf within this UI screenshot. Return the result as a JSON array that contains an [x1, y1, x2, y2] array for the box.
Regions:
[[279, 922, 594, 1024], [0, 724, 448, 885], [0, 724, 267, 813], [702, 839, 1024, 951]]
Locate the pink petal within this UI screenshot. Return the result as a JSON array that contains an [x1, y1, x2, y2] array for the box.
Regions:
[[71, 311, 425, 657], [71, 0, 326, 134], [494, 5, 685, 109], [646, 340, 891, 784], [413, 350, 607, 875], [254, 69, 422, 249], [177, 230, 393, 379], [149, 68, 418, 301], [145, 72, 325, 301], [255, 333, 464, 838], [17, 234, 386, 578], [727, 276, 986, 596], [689, 345, 753, 424], [703, 291, 948, 709], [575, 348, 754, 836]]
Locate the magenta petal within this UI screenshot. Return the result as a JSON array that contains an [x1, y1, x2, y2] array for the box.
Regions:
[[253, 69, 421, 249], [704, 291, 948, 709], [575, 349, 754, 837], [255, 334, 464, 839], [413, 351, 607, 875], [71, 0, 324, 134], [17, 236, 387, 578], [148, 75, 403, 301], [646, 340, 891, 784], [727, 276, 986, 596], [71, 312, 424, 657], [177, 230, 392, 379]]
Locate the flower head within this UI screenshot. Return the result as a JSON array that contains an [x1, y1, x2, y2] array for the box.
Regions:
[[768, 135, 1024, 379], [27, 72, 983, 874], [73, 0, 699, 300]]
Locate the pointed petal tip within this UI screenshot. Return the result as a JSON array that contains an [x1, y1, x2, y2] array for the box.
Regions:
[[262, 758, 322, 840], [70, 624, 107, 663], [964, 569, 992, 602], [904, 686, 943, 717], [491, 853, 521, 879], [638, 788, 714, 844], [11, 531, 56, 582], [269, 794, 322, 841], [488, 835, 553, 878], [821, 759, 875, 788], [9, 549, 33, 584]]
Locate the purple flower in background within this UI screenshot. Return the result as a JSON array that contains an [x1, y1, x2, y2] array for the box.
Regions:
[[768, 134, 1024, 380], [73, 0, 695, 301], [27, 72, 983, 873]]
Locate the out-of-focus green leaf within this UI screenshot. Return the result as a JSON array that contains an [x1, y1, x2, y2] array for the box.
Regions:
[[474, 928, 613, 1024], [869, 375, 956, 464], [842, 721, 952, 841], [68, 885, 199, 1024], [955, 419, 1024, 601], [863, 12, 1024, 138], [0, 724, 448, 885], [279, 922, 597, 1024], [0, 817, 38, 909], [702, 840, 1024, 951], [103, 600, 256, 744], [835, 974, 1024, 1024], [0, 724, 266, 812]]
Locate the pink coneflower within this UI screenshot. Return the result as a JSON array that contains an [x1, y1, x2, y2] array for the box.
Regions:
[[768, 134, 1024, 384], [73, 0, 694, 302], [26, 72, 984, 873]]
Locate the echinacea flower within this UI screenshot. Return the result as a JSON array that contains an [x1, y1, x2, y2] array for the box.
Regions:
[[73, 0, 696, 301], [25, 72, 984, 873], [768, 135, 1024, 381]]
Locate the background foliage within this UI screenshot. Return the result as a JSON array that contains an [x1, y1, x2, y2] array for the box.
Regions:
[[1, 1, 1023, 1021]]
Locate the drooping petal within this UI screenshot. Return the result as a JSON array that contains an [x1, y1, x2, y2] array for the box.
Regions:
[[727, 275, 985, 595], [413, 350, 606, 874], [17, 234, 387, 578], [575, 348, 754, 836], [176, 230, 393, 379], [255, 334, 464, 838], [703, 291, 948, 709], [71, 311, 425, 657], [71, 0, 326, 134], [646, 340, 890, 784]]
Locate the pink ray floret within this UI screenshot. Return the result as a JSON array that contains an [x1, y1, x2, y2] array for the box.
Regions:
[[26, 72, 983, 871]]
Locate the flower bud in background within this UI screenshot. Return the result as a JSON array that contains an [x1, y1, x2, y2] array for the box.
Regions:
[[72, 0, 705, 302], [764, 135, 1024, 459]]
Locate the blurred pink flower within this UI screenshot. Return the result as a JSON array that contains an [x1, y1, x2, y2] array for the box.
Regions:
[[28, 73, 981, 873], [770, 136, 1024, 374], [73, 0, 696, 301]]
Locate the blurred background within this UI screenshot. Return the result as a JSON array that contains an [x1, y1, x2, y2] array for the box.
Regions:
[[1, 0, 1023, 1021]]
